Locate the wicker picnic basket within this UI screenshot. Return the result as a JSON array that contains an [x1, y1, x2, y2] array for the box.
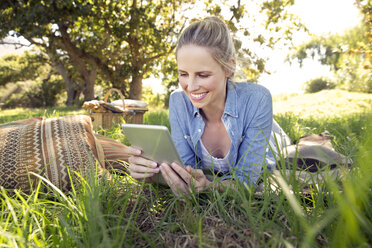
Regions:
[[87, 88, 148, 130]]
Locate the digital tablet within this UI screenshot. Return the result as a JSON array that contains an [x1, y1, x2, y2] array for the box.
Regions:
[[122, 123, 185, 184], [122, 123, 184, 166]]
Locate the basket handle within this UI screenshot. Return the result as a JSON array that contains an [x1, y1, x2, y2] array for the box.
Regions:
[[104, 88, 125, 109]]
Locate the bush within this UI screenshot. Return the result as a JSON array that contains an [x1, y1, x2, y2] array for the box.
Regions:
[[2, 76, 64, 108], [142, 86, 166, 109], [25, 76, 64, 107], [303, 77, 336, 93]]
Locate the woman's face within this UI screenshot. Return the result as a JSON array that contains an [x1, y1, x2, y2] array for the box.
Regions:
[[177, 44, 230, 111]]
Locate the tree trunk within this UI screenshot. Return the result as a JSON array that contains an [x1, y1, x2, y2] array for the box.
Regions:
[[65, 83, 81, 106], [79, 68, 96, 101], [47, 52, 81, 106], [129, 74, 143, 100], [54, 62, 81, 105], [58, 22, 97, 102]]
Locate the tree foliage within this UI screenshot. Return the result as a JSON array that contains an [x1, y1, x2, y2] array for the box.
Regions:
[[0, 0, 191, 101], [1, 0, 303, 106], [0, 52, 48, 86], [287, 0, 371, 93]]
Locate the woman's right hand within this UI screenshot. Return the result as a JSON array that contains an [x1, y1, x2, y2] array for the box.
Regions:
[[128, 154, 160, 181]]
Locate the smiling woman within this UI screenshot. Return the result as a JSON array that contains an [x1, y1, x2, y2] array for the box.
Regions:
[[177, 45, 229, 114], [127, 17, 291, 195]]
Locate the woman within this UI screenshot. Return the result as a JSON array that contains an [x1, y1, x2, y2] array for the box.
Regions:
[[128, 17, 289, 195]]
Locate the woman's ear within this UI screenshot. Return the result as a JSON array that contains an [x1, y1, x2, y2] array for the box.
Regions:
[[225, 58, 236, 78]]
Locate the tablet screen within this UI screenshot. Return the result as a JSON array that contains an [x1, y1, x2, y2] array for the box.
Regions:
[[122, 124, 185, 167]]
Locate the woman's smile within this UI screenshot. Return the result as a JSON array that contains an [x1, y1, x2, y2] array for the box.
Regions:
[[190, 92, 208, 101]]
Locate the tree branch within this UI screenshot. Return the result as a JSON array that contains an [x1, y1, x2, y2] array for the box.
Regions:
[[57, 22, 114, 83], [143, 45, 176, 64], [0, 41, 32, 48]]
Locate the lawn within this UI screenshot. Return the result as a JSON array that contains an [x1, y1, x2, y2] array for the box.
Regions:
[[0, 90, 371, 247]]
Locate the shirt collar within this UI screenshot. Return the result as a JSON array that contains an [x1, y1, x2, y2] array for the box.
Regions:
[[224, 81, 238, 118], [192, 81, 238, 118]]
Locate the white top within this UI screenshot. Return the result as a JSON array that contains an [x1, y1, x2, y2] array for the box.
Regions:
[[200, 139, 231, 173]]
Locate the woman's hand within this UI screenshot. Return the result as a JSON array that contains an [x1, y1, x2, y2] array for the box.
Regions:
[[128, 148, 159, 181], [160, 162, 211, 196]]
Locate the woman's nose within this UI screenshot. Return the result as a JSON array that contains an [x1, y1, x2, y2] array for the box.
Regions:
[[187, 77, 199, 91]]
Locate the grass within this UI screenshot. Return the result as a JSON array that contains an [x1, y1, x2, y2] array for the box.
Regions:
[[0, 106, 85, 124], [0, 90, 371, 247], [273, 89, 372, 118]]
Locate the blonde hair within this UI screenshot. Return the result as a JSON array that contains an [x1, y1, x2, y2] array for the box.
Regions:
[[176, 16, 236, 77]]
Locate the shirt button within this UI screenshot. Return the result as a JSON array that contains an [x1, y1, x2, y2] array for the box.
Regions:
[[184, 135, 187, 139], [197, 129, 201, 133]]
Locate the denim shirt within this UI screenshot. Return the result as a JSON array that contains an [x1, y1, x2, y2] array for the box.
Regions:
[[168, 81, 273, 186]]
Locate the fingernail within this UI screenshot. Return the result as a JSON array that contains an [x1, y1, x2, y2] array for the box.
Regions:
[[152, 162, 158, 167]]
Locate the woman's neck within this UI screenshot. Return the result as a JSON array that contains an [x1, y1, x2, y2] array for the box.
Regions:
[[201, 92, 226, 122], [201, 107, 223, 123], [199, 80, 228, 122]]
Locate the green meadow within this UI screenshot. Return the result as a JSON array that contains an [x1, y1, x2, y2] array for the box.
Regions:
[[0, 90, 371, 247]]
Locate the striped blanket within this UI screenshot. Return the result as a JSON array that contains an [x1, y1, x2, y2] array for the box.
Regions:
[[0, 115, 109, 192]]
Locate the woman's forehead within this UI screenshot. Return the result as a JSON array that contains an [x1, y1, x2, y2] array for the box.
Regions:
[[177, 45, 212, 58], [177, 45, 219, 71]]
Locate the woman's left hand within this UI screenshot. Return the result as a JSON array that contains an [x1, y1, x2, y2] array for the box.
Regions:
[[159, 162, 211, 196]]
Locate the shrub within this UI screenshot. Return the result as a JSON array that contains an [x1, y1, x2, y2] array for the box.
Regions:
[[2, 76, 64, 108], [142, 86, 166, 109], [25, 76, 65, 107], [303, 77, 336, 93]]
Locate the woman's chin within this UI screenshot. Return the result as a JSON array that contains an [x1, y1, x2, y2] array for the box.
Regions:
[[192, 100, 212, 110]]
